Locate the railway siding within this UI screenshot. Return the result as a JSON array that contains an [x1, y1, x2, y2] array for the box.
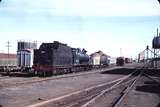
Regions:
[[27, 67, 160, 107], [27, 69, 137, 107], [0, 67, 123, 88], [117, 74, 160, 107], [27, 77, 125, 107], [0, 67, 126, 107]]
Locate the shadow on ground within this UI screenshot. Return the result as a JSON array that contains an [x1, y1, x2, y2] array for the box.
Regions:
[[101, 68, 160, 77], [136, 80, 160, 107], [136, 83, 160, 94], [0, 72, 35, 77], [157, 103, 160, 107], [101, 68, 136, 75]]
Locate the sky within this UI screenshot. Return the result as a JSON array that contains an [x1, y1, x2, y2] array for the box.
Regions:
[[0, 0, 160, 58]]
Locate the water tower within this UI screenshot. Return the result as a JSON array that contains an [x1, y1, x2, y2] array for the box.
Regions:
[[152, 28, 160, 67]]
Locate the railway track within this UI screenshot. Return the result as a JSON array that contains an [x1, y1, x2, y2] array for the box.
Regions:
[[0, 65, 141, 88], [0, 67, 118, 88], [79, 62, 158, 107], [110, 71, 143, 107], [28, 68, 142, 107], [72, 70, 142, 107], [80, 67, 146, 107]]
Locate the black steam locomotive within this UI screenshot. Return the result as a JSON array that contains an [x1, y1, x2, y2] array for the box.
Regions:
[[116, 57, 125, 66], [33, 41, 91, 76]]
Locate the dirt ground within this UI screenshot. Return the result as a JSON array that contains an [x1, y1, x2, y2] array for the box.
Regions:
[[0, 71, 124, 107], [0, 64, 159, 107], [82, 69, 160, 107], [119, 75, 160, 107]]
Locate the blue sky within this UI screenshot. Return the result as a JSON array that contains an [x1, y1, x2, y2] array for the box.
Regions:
[[0, 0, 160, 58]]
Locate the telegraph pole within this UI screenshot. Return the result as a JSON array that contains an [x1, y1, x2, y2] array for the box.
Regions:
[[6, 41, 11, 69], [146, 45, 149, 61]]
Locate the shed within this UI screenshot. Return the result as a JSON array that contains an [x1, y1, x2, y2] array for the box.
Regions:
[[90, 51, 110, 65]]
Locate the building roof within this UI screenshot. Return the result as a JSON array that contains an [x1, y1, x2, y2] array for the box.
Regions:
[[0, 53, 17, 59], [90, 51, 110, 58]]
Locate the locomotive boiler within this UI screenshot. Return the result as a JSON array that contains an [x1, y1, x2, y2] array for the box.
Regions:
[[72, 48, 90, 65]]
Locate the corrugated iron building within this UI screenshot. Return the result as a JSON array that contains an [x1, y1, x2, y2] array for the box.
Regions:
[[0, 53, 17, 67], [90, 51, 110, 65]]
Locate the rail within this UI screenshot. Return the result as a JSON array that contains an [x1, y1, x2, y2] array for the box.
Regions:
[[27, 68, 140, 107]]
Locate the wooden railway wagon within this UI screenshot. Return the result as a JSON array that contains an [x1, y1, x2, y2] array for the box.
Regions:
[[33, 41, 91, 76], [0, 53, 17, 72]]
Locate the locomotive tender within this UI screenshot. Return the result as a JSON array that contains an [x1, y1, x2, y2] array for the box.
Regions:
[[33, 41, 91, 76]]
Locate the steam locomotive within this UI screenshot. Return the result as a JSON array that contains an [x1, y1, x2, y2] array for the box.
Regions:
[[116, 57, 125, 66], [33, 41, 91, 76]]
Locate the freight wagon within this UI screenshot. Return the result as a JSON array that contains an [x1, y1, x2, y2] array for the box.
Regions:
[[0, 53, 17, 67], [0, 53, 17, 72]]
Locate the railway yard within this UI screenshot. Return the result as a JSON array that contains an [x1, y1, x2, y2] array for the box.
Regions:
[[0, 63, 159, 107], [0, 40, 159, 107], [0, 0, 160, 107]]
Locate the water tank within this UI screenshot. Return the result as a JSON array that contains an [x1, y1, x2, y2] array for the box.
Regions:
[[17, 41, 37, 51], [152, 36, 160, 49], [17, 50, 32, 67]]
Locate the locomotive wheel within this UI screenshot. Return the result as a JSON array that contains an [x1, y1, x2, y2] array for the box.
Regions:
[[37, 71, 45, 77], [47, 71, 53, 76]]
